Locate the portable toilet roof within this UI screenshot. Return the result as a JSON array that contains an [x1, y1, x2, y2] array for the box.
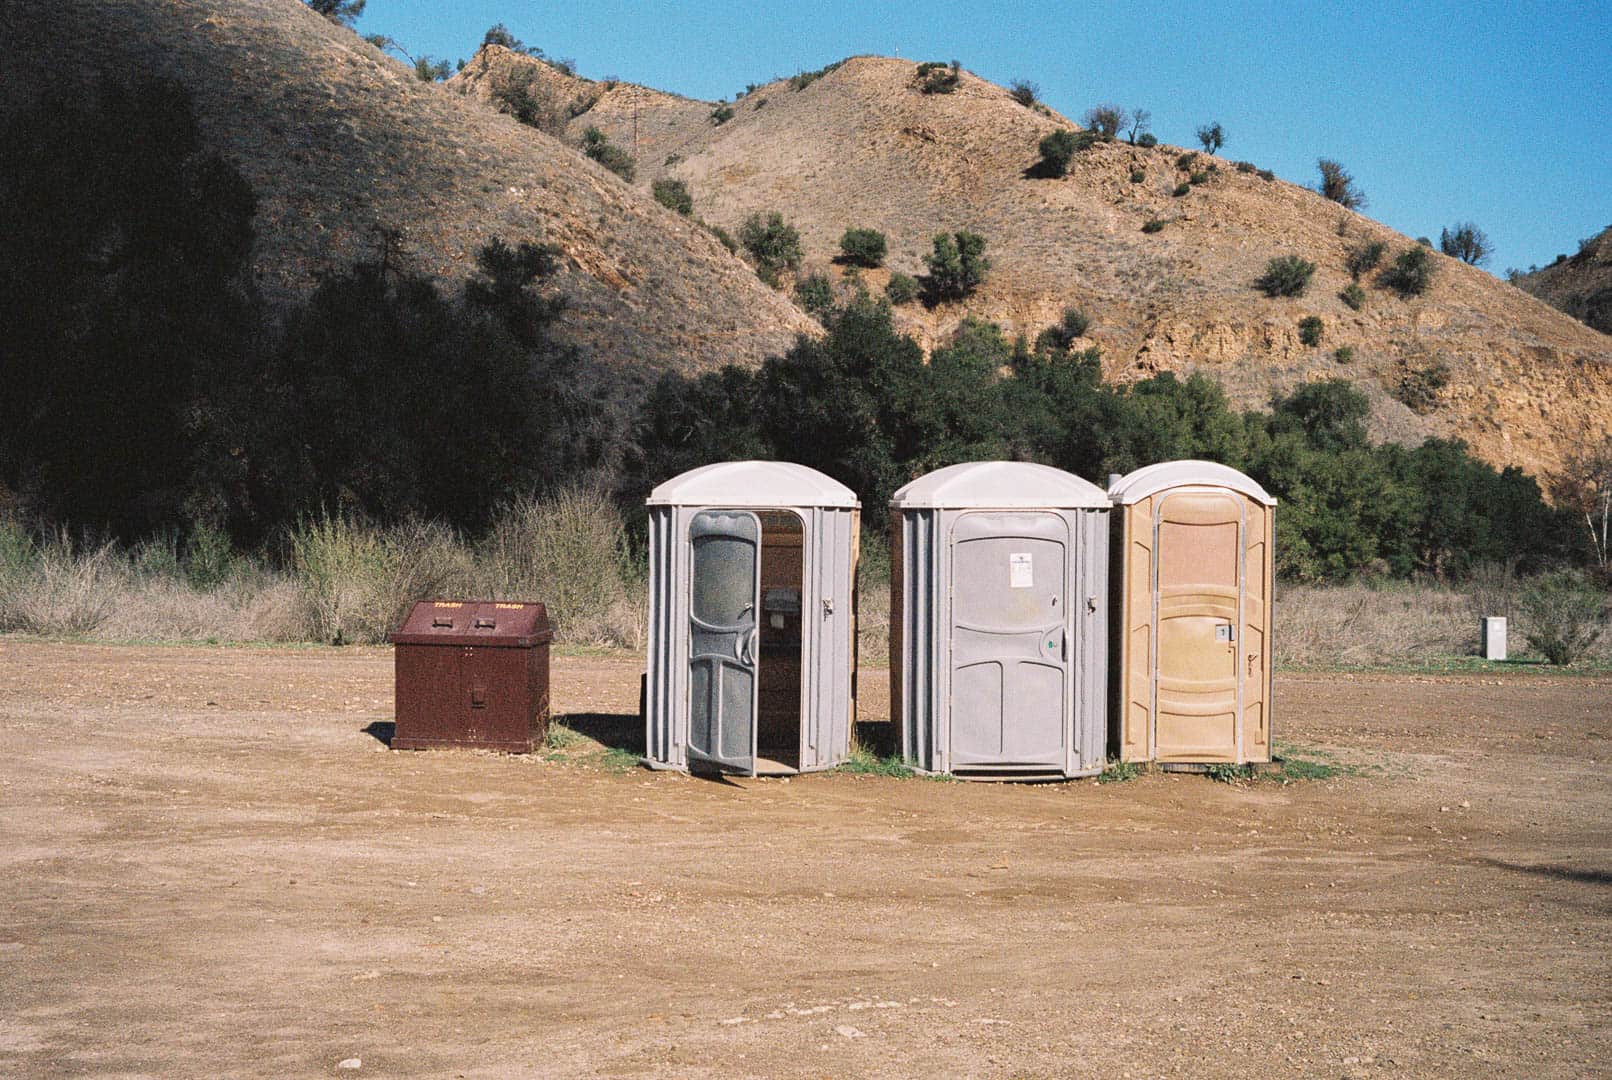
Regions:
[[890, 461, 1109, 510], [647, 460, 857, 508], [1107, 460, 1275, 506]]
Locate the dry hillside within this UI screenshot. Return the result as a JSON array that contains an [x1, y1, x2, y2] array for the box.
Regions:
[[0, 0, 814, 381], [454, 49, 1612, 481], [1516, 225, 1612, 336]]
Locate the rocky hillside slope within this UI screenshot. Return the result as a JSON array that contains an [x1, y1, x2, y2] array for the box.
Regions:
[[1, 0, 814, 381], [1516, 226, 1612, 336], [453, 49, 1612, 481]]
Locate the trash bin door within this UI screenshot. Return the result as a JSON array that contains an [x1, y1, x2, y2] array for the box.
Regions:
[[687, 510, 761, 775], [948, 512, 1069, 768], [1152, 491, 1243, 762]]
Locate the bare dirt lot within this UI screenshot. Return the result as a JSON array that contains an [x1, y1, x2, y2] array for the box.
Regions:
[[1, 642, 1608, 1078]]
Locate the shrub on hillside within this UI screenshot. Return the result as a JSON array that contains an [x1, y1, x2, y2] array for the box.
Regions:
[[1081, 104, 1124, 139], [921, 231, 989, 303], [884, 272, 919, 305], [1519, 570, 1607, 664], [1340, 283, 1367, 310], [1189, 169, 1209, 186], [1380, 245, 1437, 297], [1234, 160, 1257, 174], [580, 127, 634, 180], [651, 178, 693, 215], [1394, 361, 1450, 413], [1255, 255, 1317, 298], [1175, 152, 1198, 171], [1038, 130, 1079, 177], [1172, 182, 1191, 197], [1035, 308, 1092, 353], [1136, 132, 1158, 148], [1195, 121, 1225, 154], [1298, 316, 1324, 346], [739, 211, 803, 284], [1141, 218, 1166, 234], [706, 221, 737, 252], [1333, 345, 1355, 364], [1440, 222, 1494, 267], [1257, 168, 1275, 181], [915, 60, 961, 94], [1317, 158, 1367, 209], [489, 67, 561, 133], [1130, 167, 1146, 183], [1345, 240, 1386, 279], [1009, 79, 1039, 107], [710, 103, 734, 125], [795, 272, 835, 315], [838, 227, 888, 267]]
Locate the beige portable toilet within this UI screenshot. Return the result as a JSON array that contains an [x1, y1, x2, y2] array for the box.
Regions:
[[1107, 461, 1275, 766], [643, 461, 860, 776]]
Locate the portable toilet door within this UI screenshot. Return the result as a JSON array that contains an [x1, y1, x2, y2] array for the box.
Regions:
[[643, 461, 860, 777], [890, 461, 1110, 780], [1107, 461, 1276, 766]]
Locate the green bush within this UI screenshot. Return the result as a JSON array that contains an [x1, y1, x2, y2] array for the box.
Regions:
[[1380, 245, 1437, 297], [1176, 152, 1198, 171], [1256, 255, 1317, 297], [1317, 158, 1367, 210], [651, 178, 693, 215], [1189, 170, 1209, 185], [710, 103, 734, 125], [1038, 129, 1079, 177], [706, 221, 737, 252], [1394, 361, 1451, 413], [1519, 570, 1607, 665], [1257, 168, 1275, 181], [1081, 104, 1124, 139], [1036, 308, 1092, 353], [915, 60, 961, 94], [1195, 121, 1225, 154], [1009, 79, 1039, 107], [1172, 182, 1191, 197], [1441, 222, 1494, 267], [884, 272, 919, 305], [1141, 218, 1166, 234], [789, 60, 845, 91], [1136, 133, 1158, 148], [1234, 160, 1257, 174], [580, 127, 635, 180], [838, 227, 888, 267], [1345, 240, 1386, 279], [1333, 345, 1355, 364], [1130, 167, 1146, 183], [740, 211, 804, 284], [1298, 315, 1324, 346], [289, 513, 469, 645], [1340, 283, 1367, 310], [921, 231, 989, 302], [795, 272, 835, 315]]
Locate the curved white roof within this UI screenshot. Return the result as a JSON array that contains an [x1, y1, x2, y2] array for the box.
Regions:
[[647, 460, 858, 508], [1107, 460, 1276, 506], [890, 461, 1109, 510]]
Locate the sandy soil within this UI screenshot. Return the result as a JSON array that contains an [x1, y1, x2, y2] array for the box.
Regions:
[[0, 641, 1608, 1078]]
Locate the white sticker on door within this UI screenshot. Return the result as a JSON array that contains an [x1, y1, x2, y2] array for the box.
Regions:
[[1009, 552, 1033, 588]]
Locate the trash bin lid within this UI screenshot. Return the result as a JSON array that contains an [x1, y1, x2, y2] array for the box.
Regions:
[[389, 600, 553, 647]]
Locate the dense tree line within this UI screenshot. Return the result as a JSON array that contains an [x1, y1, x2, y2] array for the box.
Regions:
[[0, 79, 598, 546], [621, 298, 1578, 581]]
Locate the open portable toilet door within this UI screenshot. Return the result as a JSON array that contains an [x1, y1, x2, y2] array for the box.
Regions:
[[643, 462, 860, 778]]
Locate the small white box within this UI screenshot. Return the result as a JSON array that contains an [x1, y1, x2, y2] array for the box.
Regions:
[[1482, 616, 1507, 661]]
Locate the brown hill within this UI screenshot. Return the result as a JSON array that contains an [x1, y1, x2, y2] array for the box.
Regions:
[[0, 0, 814, 382], [1515, 226, 1612, 336], [454, 48, 1612, 481]]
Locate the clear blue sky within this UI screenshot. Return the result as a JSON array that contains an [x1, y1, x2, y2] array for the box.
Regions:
[[354, 0, 1611, 275]]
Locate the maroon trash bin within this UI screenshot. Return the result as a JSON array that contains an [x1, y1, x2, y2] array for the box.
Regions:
[[389, 600, 552, 753]]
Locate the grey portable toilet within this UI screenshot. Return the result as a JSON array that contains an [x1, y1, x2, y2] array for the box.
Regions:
[[889, 461, 1110, 779], [643, 461, 860, 776]]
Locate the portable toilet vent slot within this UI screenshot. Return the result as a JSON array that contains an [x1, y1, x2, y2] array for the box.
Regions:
[[643, 462, 860, 777]]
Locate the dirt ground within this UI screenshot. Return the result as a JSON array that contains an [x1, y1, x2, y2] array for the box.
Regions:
[[0, 642, 1607, 1078]]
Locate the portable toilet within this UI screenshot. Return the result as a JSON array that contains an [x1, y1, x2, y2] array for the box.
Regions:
[[1107, 461, 1276, 766], [643, 461, 860, 776], [889, 461, 1110, 780]]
